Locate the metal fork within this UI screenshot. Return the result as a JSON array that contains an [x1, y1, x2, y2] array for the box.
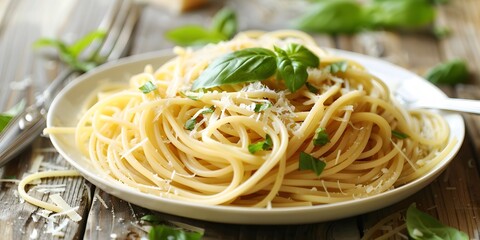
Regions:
[[0, 0, 140, 166]]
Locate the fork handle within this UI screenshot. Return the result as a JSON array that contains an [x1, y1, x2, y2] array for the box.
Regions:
[[0, 69, 76, 166], [412, 98, 480, 115], [0, 103, 46, 166]]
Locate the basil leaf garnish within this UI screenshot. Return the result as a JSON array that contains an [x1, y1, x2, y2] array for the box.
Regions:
[[165, 25, 227, 47], [139, 81, 157, 94], [392, 130, 409, 139], [406, 204, 469, 240], [248, 135, 273, 154], [254, 102, 272, 113], [313, 127, 330, 146], [425, 59, 469, 85], [211, 7, 237, 39], [299, 152, 326, 176], [191, 48, 277, 90]]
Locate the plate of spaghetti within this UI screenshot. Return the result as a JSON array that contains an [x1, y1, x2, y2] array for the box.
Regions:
[[45, 30, 464, 224]]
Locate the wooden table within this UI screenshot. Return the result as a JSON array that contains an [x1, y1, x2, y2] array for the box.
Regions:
[[1, 0, 479, 239]]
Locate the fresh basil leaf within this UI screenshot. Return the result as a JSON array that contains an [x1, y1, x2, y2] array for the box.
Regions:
[[328, 61, 348, 73], [305, 82, 319, 94], [165, 25, 227, 47], [299, 152, 326, 176], [200, 106, 215, 114], [366, 0, 436, 29], [254, 102, 272, 113], [276, 54, 308, 93], [425, 59, 469, 85], [392, 130, 409, 139], [185, 118, 197, 131], [282, 44, 320, 68], [139, 81, 158, 94], [33, 38, 70, 53], [191, 48, 277, 90], [406, 204, 468, 240], [248, 135, 273, 154], [292, 0, 366, 34], [149, 224, 203, 240], [274, 44, 319, 93], [211, 7, 237, 39], [69, 30, 106, 58], [313, 127, 330, 146]]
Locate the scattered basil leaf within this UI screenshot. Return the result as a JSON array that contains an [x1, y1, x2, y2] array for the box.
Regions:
[[200, 106, 216, 114], [292, 0, 366, 34], [191, 48, 277, 90], [165, 7, 237, 47], [281, 43, 320, 68], [0, 100, 26, 133], [292, 0, 438, 34], [425, 59, 469, 85], [211, 7, 237, 39], [313, 127, 330, 146], [165, 25, 227, 46], [328, 61, 348, 73], [406, 204, 468, 240], [139, 81, 158, 94], [185, 118, 197, 131], [299, 152, 326, 176], [392, 130, 409, 139], [305, 82, 319, 94], [248, 135, 273, 154], [184, 106, 215, 131], [366, 0, 436, 29], [33, 30, 107, 72], [149, 225, 203, 240], [254, 102, 272, 113]]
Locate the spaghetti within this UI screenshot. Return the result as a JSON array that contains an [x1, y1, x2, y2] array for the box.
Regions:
[[46, 30, 453, 208]]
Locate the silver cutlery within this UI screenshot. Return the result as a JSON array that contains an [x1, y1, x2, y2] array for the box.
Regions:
[[0, 0, 140, 166]]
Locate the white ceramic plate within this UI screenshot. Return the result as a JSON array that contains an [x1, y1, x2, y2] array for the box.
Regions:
[[47, 49, 464, 224]]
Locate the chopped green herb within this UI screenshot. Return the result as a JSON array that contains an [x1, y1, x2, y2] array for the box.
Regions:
[[139, 81, 158, 94], [248, 135, 273, 154], [33, 30, 106, 72], [328, 61, 348, 73], [299, 152, 326, 176], [191, 43, 319, 93], [254, 101, 272, 113], [305, 82, 319, 94], [313, 127, 330, 146], [425, 59, 469, 85], [406, 203, 468, 240], [392, 130, 409, 139], [366, 0, 436, 30], [184, 106, 215, 131], [185, 119, 197, 131], [200, 106, 216, 114], [165, 7, 237, 46]]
